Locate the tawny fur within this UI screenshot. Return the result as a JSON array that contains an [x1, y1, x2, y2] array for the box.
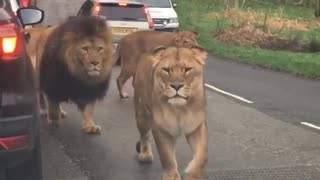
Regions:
[[24, 25, 62, 116], [24, 25, 58, 71], [134, 46, 208, 180], [115, 30, 199, 99], [39, 16, 114, 134]]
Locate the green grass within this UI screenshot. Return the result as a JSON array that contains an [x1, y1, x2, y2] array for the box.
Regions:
[[280, 28, 320, 41], [173, 0, 320, 78], [244, 4, 314, 19]]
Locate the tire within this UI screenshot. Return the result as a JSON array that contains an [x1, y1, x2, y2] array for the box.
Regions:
[[6, 130, 42, 180]]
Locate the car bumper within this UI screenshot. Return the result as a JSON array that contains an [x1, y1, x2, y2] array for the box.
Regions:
[[0, 115, 37, 168], [154, 23, 179, 32], [155, 28, 177, 32]]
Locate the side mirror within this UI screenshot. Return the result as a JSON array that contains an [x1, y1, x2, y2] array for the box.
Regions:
[[173, 3, 177, 8], [16, 7, 44, 26]]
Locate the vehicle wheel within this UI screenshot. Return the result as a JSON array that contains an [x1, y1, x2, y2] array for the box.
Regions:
[[6, 134, 42, 180]]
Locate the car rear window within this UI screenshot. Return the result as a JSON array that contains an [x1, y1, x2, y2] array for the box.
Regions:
[[99, 3, 147, 21], [136, 0, 171, 8]]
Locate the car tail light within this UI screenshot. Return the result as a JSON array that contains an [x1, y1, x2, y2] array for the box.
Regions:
[[93, 3, 101, 15], [143, 5, 154, 29], [0, 24, 22, 60], [21, 0, 29, 7], [118, 2, 127, 6], [0, 135, 29, 150]]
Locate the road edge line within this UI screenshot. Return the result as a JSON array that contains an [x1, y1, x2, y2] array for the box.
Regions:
[[205, 83, 253, 104], [301, 122, 320, 130]]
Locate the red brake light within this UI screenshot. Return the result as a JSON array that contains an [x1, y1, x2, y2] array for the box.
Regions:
[[95, 4, 101, 13], [21, 0, 29, 7], [0, 24, 22, 60], [3, 37, 17, 54], [143, 5, 154, 29], [0, 135, 29, 150]]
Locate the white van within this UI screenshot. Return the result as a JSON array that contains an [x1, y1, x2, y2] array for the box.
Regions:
[[137, 0, 179, 32]]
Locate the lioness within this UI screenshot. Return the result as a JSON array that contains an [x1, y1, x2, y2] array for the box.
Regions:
[[39, 16, 114, 134], [134, 45, 208, 180], [24, 25, 57, 71], [24, 25, 64, 117], [115, 30, 199, 99]]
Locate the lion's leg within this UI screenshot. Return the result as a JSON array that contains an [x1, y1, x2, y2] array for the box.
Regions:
[[46, 99, 61, 127], [117, 65, 134, 99], [39, 93, 66, 119], [152, 128, 181, 180], [135, 108, 153, 163], [81, 102, 101, 134], [184, 122, 208, 180], [59, 104, 67, 119]]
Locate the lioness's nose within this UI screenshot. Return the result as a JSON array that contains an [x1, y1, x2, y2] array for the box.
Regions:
[[170, 83, 184, 91], [91, 61, 99, 66]]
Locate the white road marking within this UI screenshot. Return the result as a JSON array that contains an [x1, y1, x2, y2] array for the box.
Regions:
[[301, 122, 320, 130], [205, 83, 254, 104]]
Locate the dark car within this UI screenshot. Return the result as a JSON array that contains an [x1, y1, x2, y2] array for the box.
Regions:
[[0, 0, 44, 179]]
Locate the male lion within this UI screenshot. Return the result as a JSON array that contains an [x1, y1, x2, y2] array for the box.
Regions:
[[115, 30, 199, 99], [39, 16, 114, 134], [134, 45, 208, 180]]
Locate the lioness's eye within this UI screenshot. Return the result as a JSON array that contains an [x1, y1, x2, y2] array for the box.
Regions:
[[81, 46, 89, 52], [185, 67, 193, 74], [98, 47, 104, 52], [162, 68, 170, 74]]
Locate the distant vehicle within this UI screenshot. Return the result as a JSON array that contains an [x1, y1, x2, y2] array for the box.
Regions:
[[136, 0, 179, 32], [77, 0, 154, 49], [0, 0, 44, 179]]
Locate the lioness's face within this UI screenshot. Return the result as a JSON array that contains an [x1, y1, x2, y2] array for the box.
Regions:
[[152, 46, 207, 106], [173, 31, 199, 48]]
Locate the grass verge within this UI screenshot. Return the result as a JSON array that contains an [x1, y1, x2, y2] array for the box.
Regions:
[[173, 0, 320, 79]]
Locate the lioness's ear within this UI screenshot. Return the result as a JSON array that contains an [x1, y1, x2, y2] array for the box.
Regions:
[[151, 46, 167, 67], [191, 45, 207, 65], [192, 31, 199, 37]]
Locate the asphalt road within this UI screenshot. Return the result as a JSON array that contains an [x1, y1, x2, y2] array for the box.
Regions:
[[41, 67, 320, 180], [35, 0, 320, 179], [204, 56, 320, 127]]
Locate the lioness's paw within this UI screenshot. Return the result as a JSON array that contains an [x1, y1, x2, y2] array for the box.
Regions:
[[40, 109, 47, 118], [183, 174, 200, 180], [82, 124, 102, 134], [120, 92, 129, 99], [138, 151, 154, 163], [60, 109, 67, 119], [163, 171, 181, 180], [47, 119, 60, 127]]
